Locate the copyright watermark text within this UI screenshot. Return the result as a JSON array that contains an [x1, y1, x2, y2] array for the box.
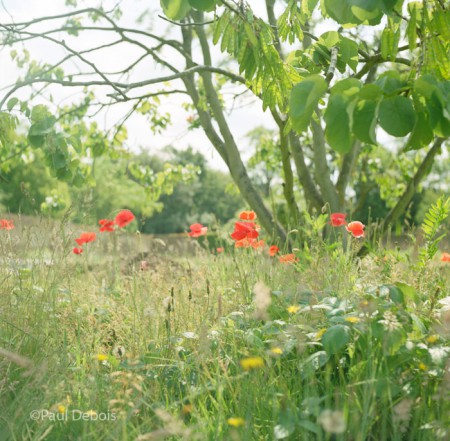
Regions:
[[30, 409, 117, 422]]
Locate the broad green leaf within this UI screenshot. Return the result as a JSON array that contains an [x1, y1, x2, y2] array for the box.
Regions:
[[381, 0, 402, 13], [395, 282, 420, 303], [290, 75, 328, 133], [324, 0, 360, 25], [51, 150, 67, 170], [6, 97, 18, 111], [353, 99, 378, 144], [321, 325, 350, 355], [382, 284, 405, 304], [188, 0, 216, 11], [160, 0, 191, 20], [384, 329, 406, 355], [349, 0, 383, 23], [331, 78, 362, 96], [378, 96, 416, 137], [28, 116, 56, 147], [374, 71, 403, 94], [407, 110, 433, 150], [339, 37, 359, 72], [358, 83, 382, 100], [319, 31, 340, 49], [324, 94, 352, 153]]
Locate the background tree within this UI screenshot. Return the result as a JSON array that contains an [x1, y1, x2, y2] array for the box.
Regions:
[[1, 0, 449, 244]]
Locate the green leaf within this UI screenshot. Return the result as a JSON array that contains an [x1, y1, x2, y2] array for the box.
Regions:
[[407, 110, 433, 150], [322, 325, 350, 355], [380, 25, 401, 61], [382, 285, 405, 304], [378, 96, 416, 137], [6, 97, 18, 111], [319, 31, 340, 49], [30, 104, 52, 122], [290, 75, 328, 133], [298, 420, 321, 435], [395, 282, 420, 304], [331, 78, 362, 96], [339, 37, 359, 72], [27, 116, 56, 147], [160, 0, 191, 20], [188, 0, 216, 11], [353, 99, 378, 144], [432, 9, 450, 41], [349, 0, 383, 23], [324, 0, 360, 24], [324, 94, 352, 153], [274, 407, 296, 439], [406, 3, 417, 51], [374, 71, 403, 94]]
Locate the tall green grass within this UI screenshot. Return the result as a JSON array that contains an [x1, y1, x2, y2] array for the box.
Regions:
[[0, 212, 449, 440]]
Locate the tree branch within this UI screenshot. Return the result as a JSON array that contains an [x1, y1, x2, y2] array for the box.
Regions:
[[289, 134, 324, 212], [336, 140, 361, 205], [382, 138, 445, 231], [192, 11, 288, 242], [311, 118, 341, 211]]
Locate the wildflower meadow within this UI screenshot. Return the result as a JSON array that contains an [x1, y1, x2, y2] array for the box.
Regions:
[[1, 0, 450, 440], [1, 199, 450, 440]]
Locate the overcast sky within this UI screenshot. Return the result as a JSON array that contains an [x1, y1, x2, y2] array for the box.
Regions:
[[0, 0, 291, 170]]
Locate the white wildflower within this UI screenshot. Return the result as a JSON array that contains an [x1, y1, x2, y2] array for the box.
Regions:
[[318, 410, 346, 434], [428, 347, 450, 364], [378, 311, 401, 332]]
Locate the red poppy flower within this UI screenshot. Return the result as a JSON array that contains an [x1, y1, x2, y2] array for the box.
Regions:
[[231, 221, 259, 241], [75, 232, 96, 246], [73, 247, 83, 255], [279, 253, 299, 264], [346, 221, 365, 238], [441, 252, 450, 262], [216, 247, 224, 253], [99, 219, 115, 232], [188, 223, 208, 237], [330, 213, 347, 227], [115, 210, 135, 228], [239, 210, 257, 221], [251, 240, 265, 250], [269, 245, 280, 256], [0, 219, 14, 230]]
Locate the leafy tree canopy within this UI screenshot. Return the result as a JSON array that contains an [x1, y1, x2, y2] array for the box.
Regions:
[[0, 0, 449, 245]]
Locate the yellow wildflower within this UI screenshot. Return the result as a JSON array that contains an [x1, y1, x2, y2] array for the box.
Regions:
[[227, 417, 245, 427], [287, 305, 300, 314], [270, 347, 283, 355], [57, 405, 66, 414], [418, 362, 427, 371], [345, 316, 360, 324], [96, 354, 108, 362], [426, 335, 439, 344], [316, 328, 327, 339], [240, 356, 264, 371]]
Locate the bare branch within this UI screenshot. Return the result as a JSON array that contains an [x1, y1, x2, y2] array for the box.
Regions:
[[0, 65, 245, 109]]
